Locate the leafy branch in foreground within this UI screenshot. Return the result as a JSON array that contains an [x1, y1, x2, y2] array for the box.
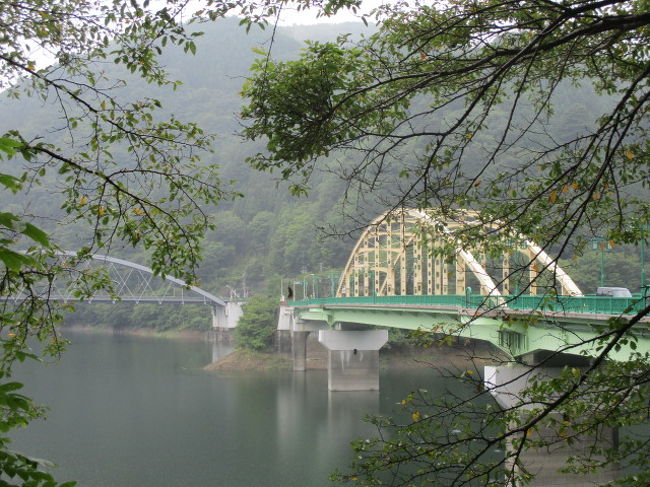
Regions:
[[0, 0, 256, 484], [242, 0, 649, 254], [240, 0, 650, 485]]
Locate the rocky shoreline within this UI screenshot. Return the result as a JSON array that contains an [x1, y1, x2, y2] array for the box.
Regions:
[[204, 349, 292, 371]]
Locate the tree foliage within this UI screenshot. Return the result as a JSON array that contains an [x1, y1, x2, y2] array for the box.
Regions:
[[234, 294, 278, 351], [240, 1, 650, 485], [0, 1, 252, 484], [243, 0, 649, 254]]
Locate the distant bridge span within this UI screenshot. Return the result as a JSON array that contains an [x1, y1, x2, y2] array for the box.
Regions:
[[52, 251, 226, 307], [9, 252, 241, 329]]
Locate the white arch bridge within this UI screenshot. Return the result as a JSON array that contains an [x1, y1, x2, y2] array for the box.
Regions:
[[15, 252, 242, 329]]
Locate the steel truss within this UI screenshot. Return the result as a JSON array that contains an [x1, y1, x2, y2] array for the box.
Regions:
[[14, 252, 224, 307]]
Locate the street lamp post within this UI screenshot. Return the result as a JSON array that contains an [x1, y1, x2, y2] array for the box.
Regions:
[[293, 281, 301, 301], [592, 237, 609, 288], [640, 224, 649, 291], [642, 238, 646, 289], [600, 246, 605, 287], [311, 273, 317, 298]]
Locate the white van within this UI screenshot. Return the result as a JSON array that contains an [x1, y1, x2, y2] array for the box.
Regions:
[[596, 287, 632, 298]]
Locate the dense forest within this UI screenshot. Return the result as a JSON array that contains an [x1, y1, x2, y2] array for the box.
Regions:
[[1, 18, 645, 330]]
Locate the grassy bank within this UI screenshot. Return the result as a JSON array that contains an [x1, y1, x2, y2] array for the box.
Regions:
[[204, 349, 292, 372]]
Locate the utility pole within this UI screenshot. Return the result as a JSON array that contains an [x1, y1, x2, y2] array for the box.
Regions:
[[310, 273, 317, 298], [641, 229, 648, 290], [591, 237, 608, 287], [641, 239, 646, 289]]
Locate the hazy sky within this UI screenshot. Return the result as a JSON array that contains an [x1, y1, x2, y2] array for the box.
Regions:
[[22, 1, 381, 70], [275, 0, 382, 25]]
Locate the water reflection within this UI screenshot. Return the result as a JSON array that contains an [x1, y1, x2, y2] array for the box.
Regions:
[[9, 332, 625, 487], [210, 339, 233, 362], [11, 333, 386, 487]]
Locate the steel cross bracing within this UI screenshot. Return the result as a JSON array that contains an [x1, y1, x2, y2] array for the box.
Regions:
[[13, 252, 225, 307]]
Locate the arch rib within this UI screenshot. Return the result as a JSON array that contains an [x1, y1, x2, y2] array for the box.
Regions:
[[337, 209, 582, 298], [525, 241, 582, 296], [336, 212, 397, 297], [60, 251, 225, 307], [413, 210, 501, 297]]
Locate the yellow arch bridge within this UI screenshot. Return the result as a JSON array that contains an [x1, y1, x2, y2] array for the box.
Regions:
[[286, 209, 650, 364]]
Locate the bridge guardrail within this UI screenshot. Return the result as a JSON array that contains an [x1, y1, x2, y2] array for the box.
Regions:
[[506, 295, 647, 315], [291, 295, 466, 307], [290, 294, 648, 315]]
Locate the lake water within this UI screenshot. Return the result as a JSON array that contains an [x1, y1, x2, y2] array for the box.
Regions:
[[11, 332, 450, 487]]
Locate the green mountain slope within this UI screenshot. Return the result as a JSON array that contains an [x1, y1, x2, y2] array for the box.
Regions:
[[0, 19, 368, 297]]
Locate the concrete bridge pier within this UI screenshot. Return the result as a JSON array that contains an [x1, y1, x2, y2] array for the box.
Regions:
[[276, 305, 293, 355], [291, 331, 310, 371], [485, 364, 618, 486], [284, 313, 329, 372], [211, 301, 244, 335], [318, 330, 388, 391]]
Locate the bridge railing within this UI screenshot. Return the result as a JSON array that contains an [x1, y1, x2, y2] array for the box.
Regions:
[[290, 294, 649, 315], [506, 295, 647, 315], [290, 294, 495, 308]]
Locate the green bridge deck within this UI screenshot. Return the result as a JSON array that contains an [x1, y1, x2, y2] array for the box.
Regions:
[[288, 294, 650, 360]]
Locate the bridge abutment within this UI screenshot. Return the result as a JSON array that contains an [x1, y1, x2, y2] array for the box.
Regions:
[[318, 330, 388, 391], [211, 301, 244, 330]]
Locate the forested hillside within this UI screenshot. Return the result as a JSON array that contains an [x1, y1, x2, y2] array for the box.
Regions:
[[0, 19, 367, 301], [1, 17, 640, 317]]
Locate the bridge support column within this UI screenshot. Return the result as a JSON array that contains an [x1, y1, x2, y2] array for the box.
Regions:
[[211, 306, 221, 329], [292, 331, 310, 372], [276, 305, 293, 355], [485, 365, 618, 486], [318, 330, 388, 391]]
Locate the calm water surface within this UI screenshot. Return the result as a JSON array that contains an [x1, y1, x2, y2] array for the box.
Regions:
[[11, 332, 450, 487]]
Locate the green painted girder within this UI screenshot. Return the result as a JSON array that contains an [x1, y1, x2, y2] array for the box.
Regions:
[[293, 300, 650, 361]]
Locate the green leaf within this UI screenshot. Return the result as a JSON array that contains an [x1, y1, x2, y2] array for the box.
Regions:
[[0, 382, 24, 393], [0, 136, 20, 156], [0, 247, 34, 271], [21, 223, 50, 247], [0, 211, 19, 228], [0, 173, 23, 192]]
